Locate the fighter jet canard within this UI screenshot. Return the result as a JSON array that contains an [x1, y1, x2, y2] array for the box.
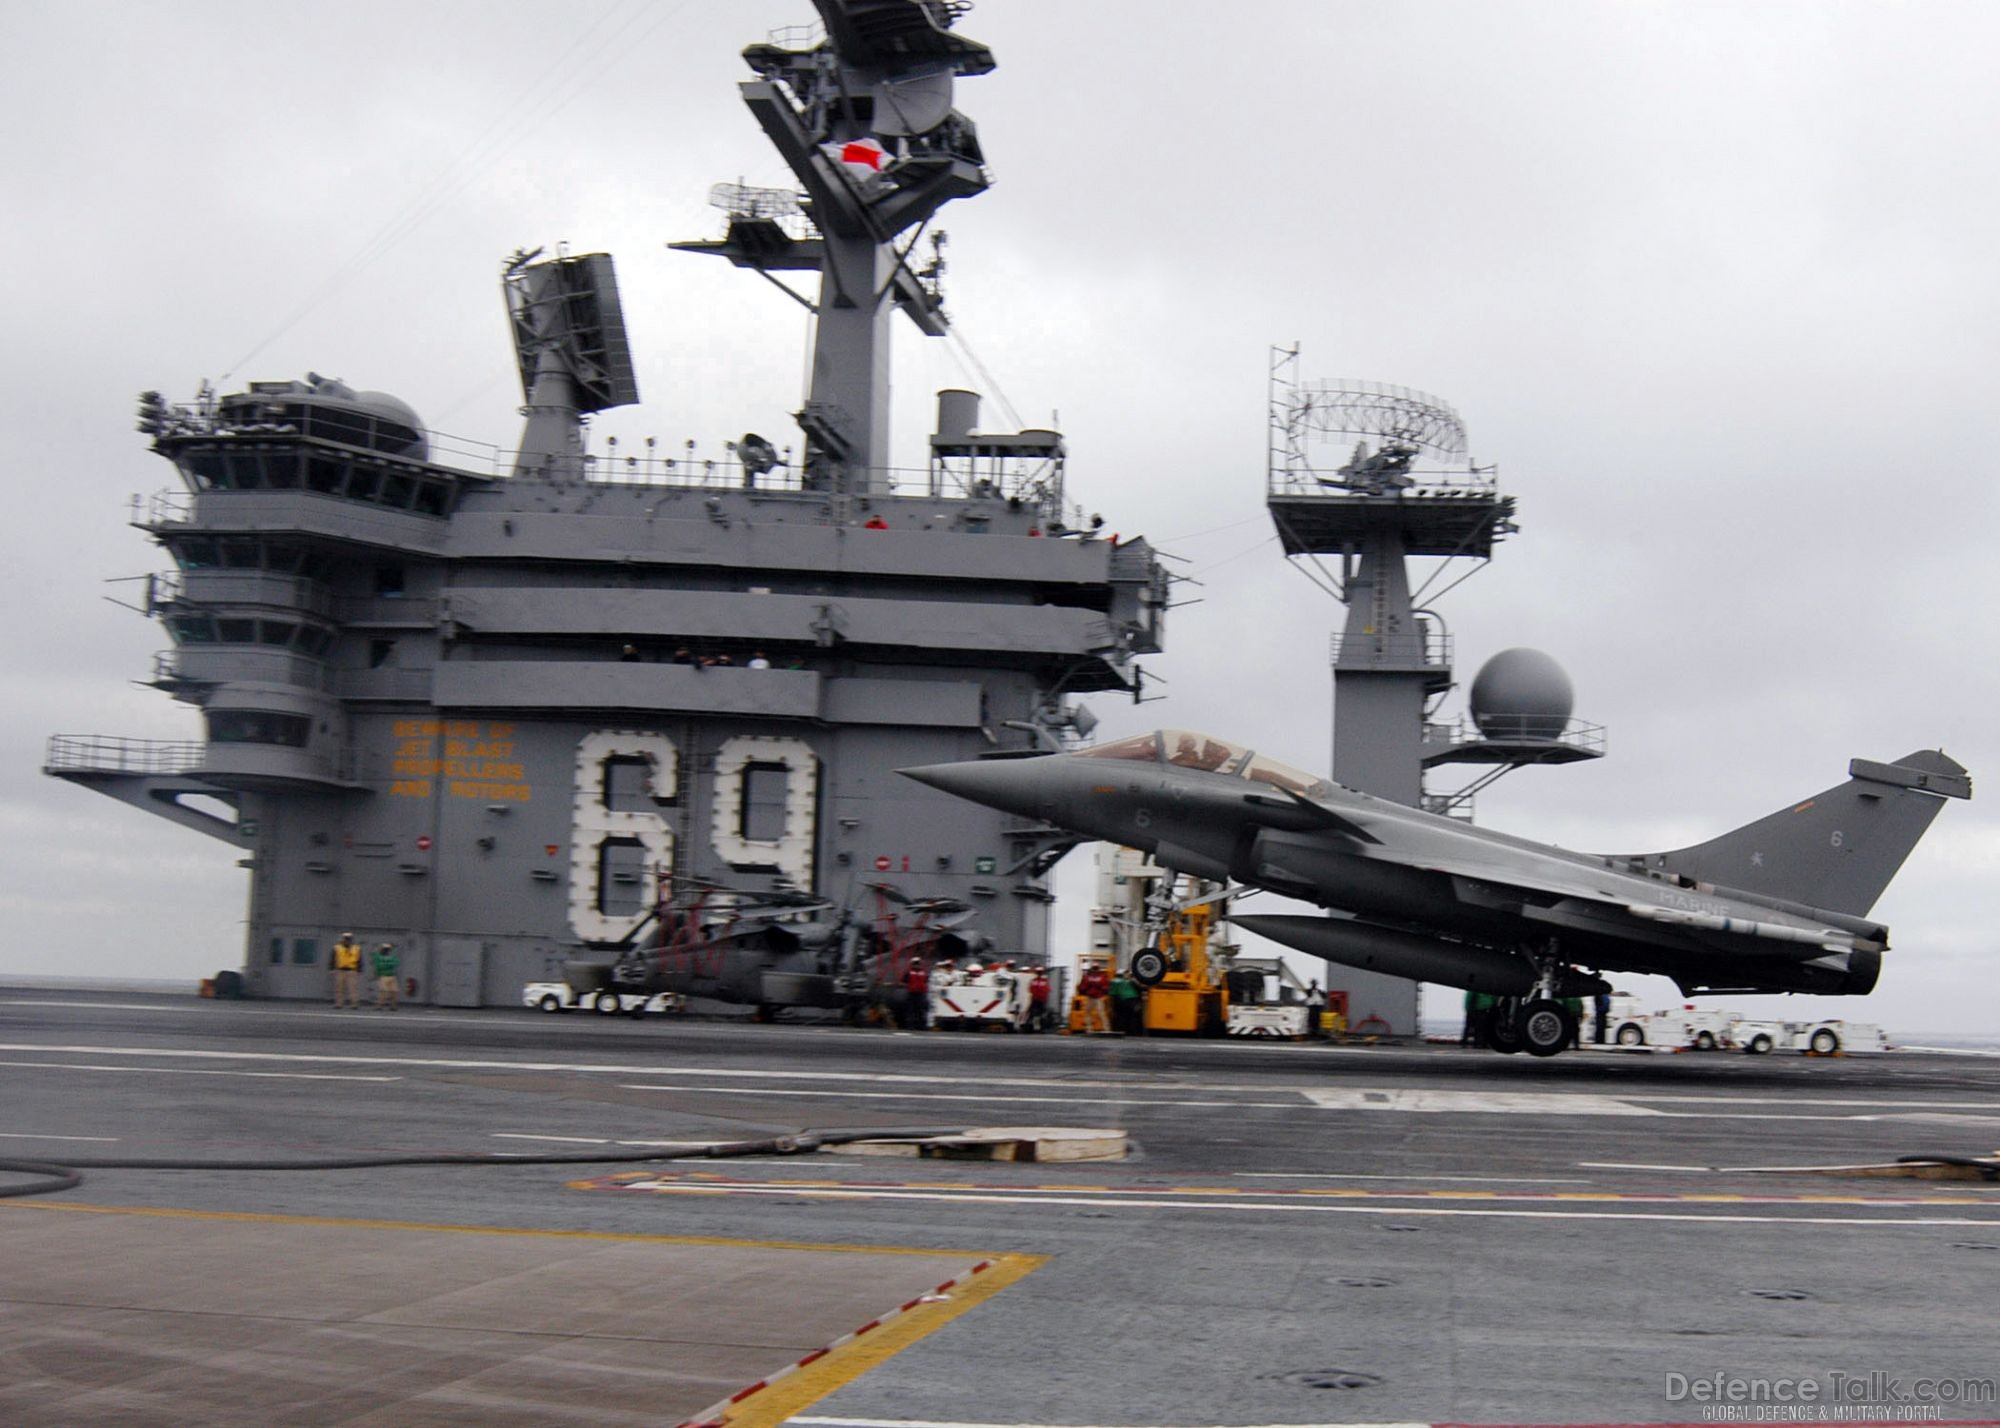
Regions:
[[900, 730, 1971, 1057]]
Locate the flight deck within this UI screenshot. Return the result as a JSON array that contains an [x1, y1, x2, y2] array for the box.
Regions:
[[4, 991, 1996, 1426]]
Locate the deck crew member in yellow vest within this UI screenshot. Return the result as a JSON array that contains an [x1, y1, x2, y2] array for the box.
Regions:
[[330, 933, 363, 1010]]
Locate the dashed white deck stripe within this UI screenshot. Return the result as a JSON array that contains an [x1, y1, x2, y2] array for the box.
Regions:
[[0, 1131, 120, 1142], [0, 1043, 1991, 1120]]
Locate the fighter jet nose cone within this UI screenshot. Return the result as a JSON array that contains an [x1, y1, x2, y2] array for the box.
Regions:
[[897, 756, 1049, 818], [897, 763, 956, 793]]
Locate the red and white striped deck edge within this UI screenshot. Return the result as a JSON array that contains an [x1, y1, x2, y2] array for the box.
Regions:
[[676, 1257, 1000, 1428]]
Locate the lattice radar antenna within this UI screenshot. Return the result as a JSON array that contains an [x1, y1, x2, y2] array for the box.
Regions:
[[708, 183, 804, 221], [1288, 381, 1469, 494]]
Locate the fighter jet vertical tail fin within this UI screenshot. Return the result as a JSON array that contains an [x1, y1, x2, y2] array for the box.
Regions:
[[1640, 751, 1970, 917]]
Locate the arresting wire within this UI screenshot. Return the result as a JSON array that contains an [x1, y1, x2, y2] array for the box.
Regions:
[[0, 1125, 971, 1202]]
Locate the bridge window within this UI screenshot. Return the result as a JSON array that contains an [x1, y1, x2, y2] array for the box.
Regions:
[[225, 452, 264, 489], [207, 711, 310, 747], [306, 455, 346, 493], [182, 452, 225, 488]]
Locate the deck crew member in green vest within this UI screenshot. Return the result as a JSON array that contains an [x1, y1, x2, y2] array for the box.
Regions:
[[371, 942, 401, 1011]]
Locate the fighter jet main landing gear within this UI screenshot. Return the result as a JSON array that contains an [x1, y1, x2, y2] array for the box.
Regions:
[[1514, 998, 1577, 1057], [1480, 952, 1598, 1057], [1513, 955, 1585, 1057]]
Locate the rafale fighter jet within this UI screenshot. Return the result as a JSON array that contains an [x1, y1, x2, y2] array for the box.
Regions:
[[901, 730, 1970, 1056]]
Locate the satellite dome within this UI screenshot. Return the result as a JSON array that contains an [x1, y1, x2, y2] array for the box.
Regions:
[[354, 389, 423, 431], [353, 390, 429, 461], [287, 375, 429, 460], [1469, 648, 1574, 741]]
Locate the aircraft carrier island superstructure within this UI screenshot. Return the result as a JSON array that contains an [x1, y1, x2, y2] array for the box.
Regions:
[[46, 1, 1169, 1009]]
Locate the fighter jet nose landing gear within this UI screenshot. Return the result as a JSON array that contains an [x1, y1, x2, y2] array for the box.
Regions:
[[1128, 945, 1169, 988]]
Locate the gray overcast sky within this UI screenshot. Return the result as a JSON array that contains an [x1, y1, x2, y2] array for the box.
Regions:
[[4, 1, 1993, 1034]]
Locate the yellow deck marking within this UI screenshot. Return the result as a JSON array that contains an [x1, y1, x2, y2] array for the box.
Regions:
[[723, 1253, 1046, 1428], [3, 1201, 1043, 1428], [0, 1200, 1003, 1259]]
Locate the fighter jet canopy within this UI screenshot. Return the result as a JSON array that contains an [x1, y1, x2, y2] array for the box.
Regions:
[[1079, 730, 1329, 797]]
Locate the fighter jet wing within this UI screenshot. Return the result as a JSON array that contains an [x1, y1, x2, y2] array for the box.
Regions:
[[1419, 850, 1866, 953], [1333, 818, 1698, 924], [1242, 787, 1381, 844]]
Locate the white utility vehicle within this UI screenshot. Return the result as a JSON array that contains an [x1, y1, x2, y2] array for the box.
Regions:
[[1227, 1004, 1312, 1038], [929, 966, 1033, 1029], [1605, 997, 1739, 1050], [1733, 1018, 1887, 1055], [522, 981, 683, 1016]]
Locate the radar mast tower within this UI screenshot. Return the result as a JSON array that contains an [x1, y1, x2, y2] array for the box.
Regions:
[[673, 0, 996, 495], [1264, 346, 1603, 817], [1265, 348, 1510, 805]]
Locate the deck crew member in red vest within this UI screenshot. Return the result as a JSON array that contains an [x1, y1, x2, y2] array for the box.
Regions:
[[901, 958, 930, 1030]]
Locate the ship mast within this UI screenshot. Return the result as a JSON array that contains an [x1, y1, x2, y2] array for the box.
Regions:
[[673, 0, 996, 495]]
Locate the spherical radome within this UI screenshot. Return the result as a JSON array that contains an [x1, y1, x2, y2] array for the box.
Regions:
[[354, 389, 423, 431], [354, 390, 429, 460], [1469, 647, 1574, 740]]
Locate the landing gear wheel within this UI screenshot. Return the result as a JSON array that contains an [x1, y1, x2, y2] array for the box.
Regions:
[[537, 993, 563, 1013], [1129, 947, 1168, 988], [1517, 998, 1576, 1058], [593, 990, 623, 1015], [1809, 1027, 1841, 1055], [1485, 1006, 1525, 1055], [1615, 1023, 1646, 1046]]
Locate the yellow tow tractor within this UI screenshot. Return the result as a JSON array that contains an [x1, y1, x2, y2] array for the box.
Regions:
[[1128, 888, 1230, 1036], [1084, 846, 1233, 1036]]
